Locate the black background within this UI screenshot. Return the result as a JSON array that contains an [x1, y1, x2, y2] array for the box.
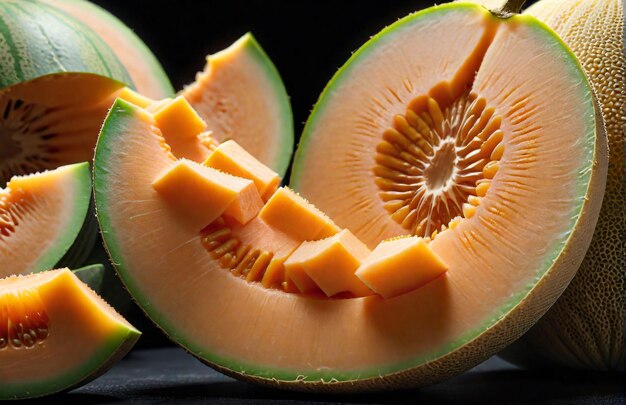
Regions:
[[90, 0, 538, 144]]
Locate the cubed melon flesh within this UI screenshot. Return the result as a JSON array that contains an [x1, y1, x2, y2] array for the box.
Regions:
[[356, 237, 448, 299], [152, 160, 263, 228], [116, 87, 154, 109], [203, 140, 280, 200], [285, 229, 373, 297], [259, 187, 340, 241]]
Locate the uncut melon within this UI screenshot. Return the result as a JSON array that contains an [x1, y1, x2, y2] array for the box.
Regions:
[[0, 162, 94, 278], [42, 0, 174, 99], [0, 268, 140, 400], [93, 0, 607, 386], [479, 0, 623, 371], [0, 0, 132, 183]]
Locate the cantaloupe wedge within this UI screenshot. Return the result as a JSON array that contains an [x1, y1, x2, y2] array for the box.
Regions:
[[0, 163, 94, 278], [0, 268, 140, 400]]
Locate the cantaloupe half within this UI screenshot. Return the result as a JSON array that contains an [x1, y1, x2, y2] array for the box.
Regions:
[[181, 33, 294, 177], [94, 0, 607, 383], [41, 0, 174, 99], [0, 162, 94, 278], [0, 0, 132, 183], [468, 0, 625, 371], [0, 268, 140, 400]]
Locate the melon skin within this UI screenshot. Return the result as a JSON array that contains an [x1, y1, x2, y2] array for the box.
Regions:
[[42, 0, 174, 99], [495, 0, 625, 371], [94, 3, 607, 391]]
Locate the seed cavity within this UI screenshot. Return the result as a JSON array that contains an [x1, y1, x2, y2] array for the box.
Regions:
[[375, 89, 505, 238], [0, 188, 32, 239], [0, 287, 49, 350]]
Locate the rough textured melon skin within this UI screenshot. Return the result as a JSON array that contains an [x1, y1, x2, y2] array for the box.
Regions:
[[42, 0, 174, 98], [488, 0, 625, 371], [0, 0, 132, 89]]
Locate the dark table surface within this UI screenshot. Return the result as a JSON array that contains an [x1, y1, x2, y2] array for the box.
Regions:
[[28, 347, 625, 404]]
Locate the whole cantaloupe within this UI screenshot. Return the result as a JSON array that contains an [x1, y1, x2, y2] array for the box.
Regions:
[[495, 0, 624, 370]]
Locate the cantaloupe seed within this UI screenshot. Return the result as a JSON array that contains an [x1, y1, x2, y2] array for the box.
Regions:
[[0, 181, 33, 238], [0, 283, 49, 350], [375, 89, 505, 238]]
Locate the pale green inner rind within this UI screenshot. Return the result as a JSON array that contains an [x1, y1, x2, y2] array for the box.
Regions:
[[96, 4, 598, 382], [56, 0, 174, 97], [237, 33, 294, 178], [0, 0, 132, 90], [0, 328, 139, 400], [31, 162, 93, 274]]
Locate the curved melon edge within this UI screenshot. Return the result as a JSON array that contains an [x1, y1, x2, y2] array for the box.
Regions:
[[0, 1, 133, 90], [47, 0, 174, 98], [95, 9, 607, 387], [31, 162, 94, 273], [201, 32, 294, 178]]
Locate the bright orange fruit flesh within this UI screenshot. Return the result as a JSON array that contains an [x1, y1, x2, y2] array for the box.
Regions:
[[0, 269, 139, 399]]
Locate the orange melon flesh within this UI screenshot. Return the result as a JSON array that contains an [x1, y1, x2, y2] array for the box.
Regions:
[[94, 4, 602, 387], [152, 160, 262, 227], [285, 229, 373, 297], [0, 163, 91, 278], [356, 237, 448, 299], [259, 187, 341, 241], [0, 74, 123, 184], [0, 269, 139, 399], [116, 87, 154, 109], [203, 140, 280, 201]]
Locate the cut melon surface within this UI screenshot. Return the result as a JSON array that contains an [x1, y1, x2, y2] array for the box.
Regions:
[[94, 3, 607, 392], [182, 33, 294, 177], [0, 0, 132, 184], [0, 162, 93, 278], [0, 268, 140, 400]]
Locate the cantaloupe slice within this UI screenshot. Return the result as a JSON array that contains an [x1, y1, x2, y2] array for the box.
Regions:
[[0, 0, 132, 184], [41, 0, 174, 99], [182, 33, 294, 176], [0, 268, 140, 400], [0, 163, 94, 278], [356, 237, 448, 299], [93, 2, 607, 391]]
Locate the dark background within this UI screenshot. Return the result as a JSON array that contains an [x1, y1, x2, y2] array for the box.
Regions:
[[90, 0, 538, 143]]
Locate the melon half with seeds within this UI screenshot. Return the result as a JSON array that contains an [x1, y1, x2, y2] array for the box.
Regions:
[[0, 162, 94, 278], [0, 268, 140, 400], [0, 0, 132, 183], [94, 0, 607, 381]]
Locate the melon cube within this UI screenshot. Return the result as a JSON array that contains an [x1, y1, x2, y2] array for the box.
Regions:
[[284, 230, 373, 297], [356, 237, 448, 299], [203, 140, 280, 200], [152, 96, 207, 140], [152, 160, 263, 227], [258, 187, 340, 241], [116, 87, 154, 108]]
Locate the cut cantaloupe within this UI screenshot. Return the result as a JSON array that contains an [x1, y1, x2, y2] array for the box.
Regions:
[[182, 33, 294, 176], [0, 268, 140, 400], [152, 160, 263, 227], [93, 2, 607, 392], [203, 140, 280, 201], [0, 163, 94, 278], [285, 229, 373, 297], [259, 187, 340, 242], [356, 237, 448, 299], [117, 87, 154, 109]]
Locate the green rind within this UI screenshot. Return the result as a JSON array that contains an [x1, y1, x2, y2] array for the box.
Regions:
[[0, 321, 139, 400], [73, 264, 106, 292], [31, 162, 93, 274], [47, 0, 174, 98], [0, 0, 132, 90], [95, 4, 599, 384], [225, 32, 294, 178]]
